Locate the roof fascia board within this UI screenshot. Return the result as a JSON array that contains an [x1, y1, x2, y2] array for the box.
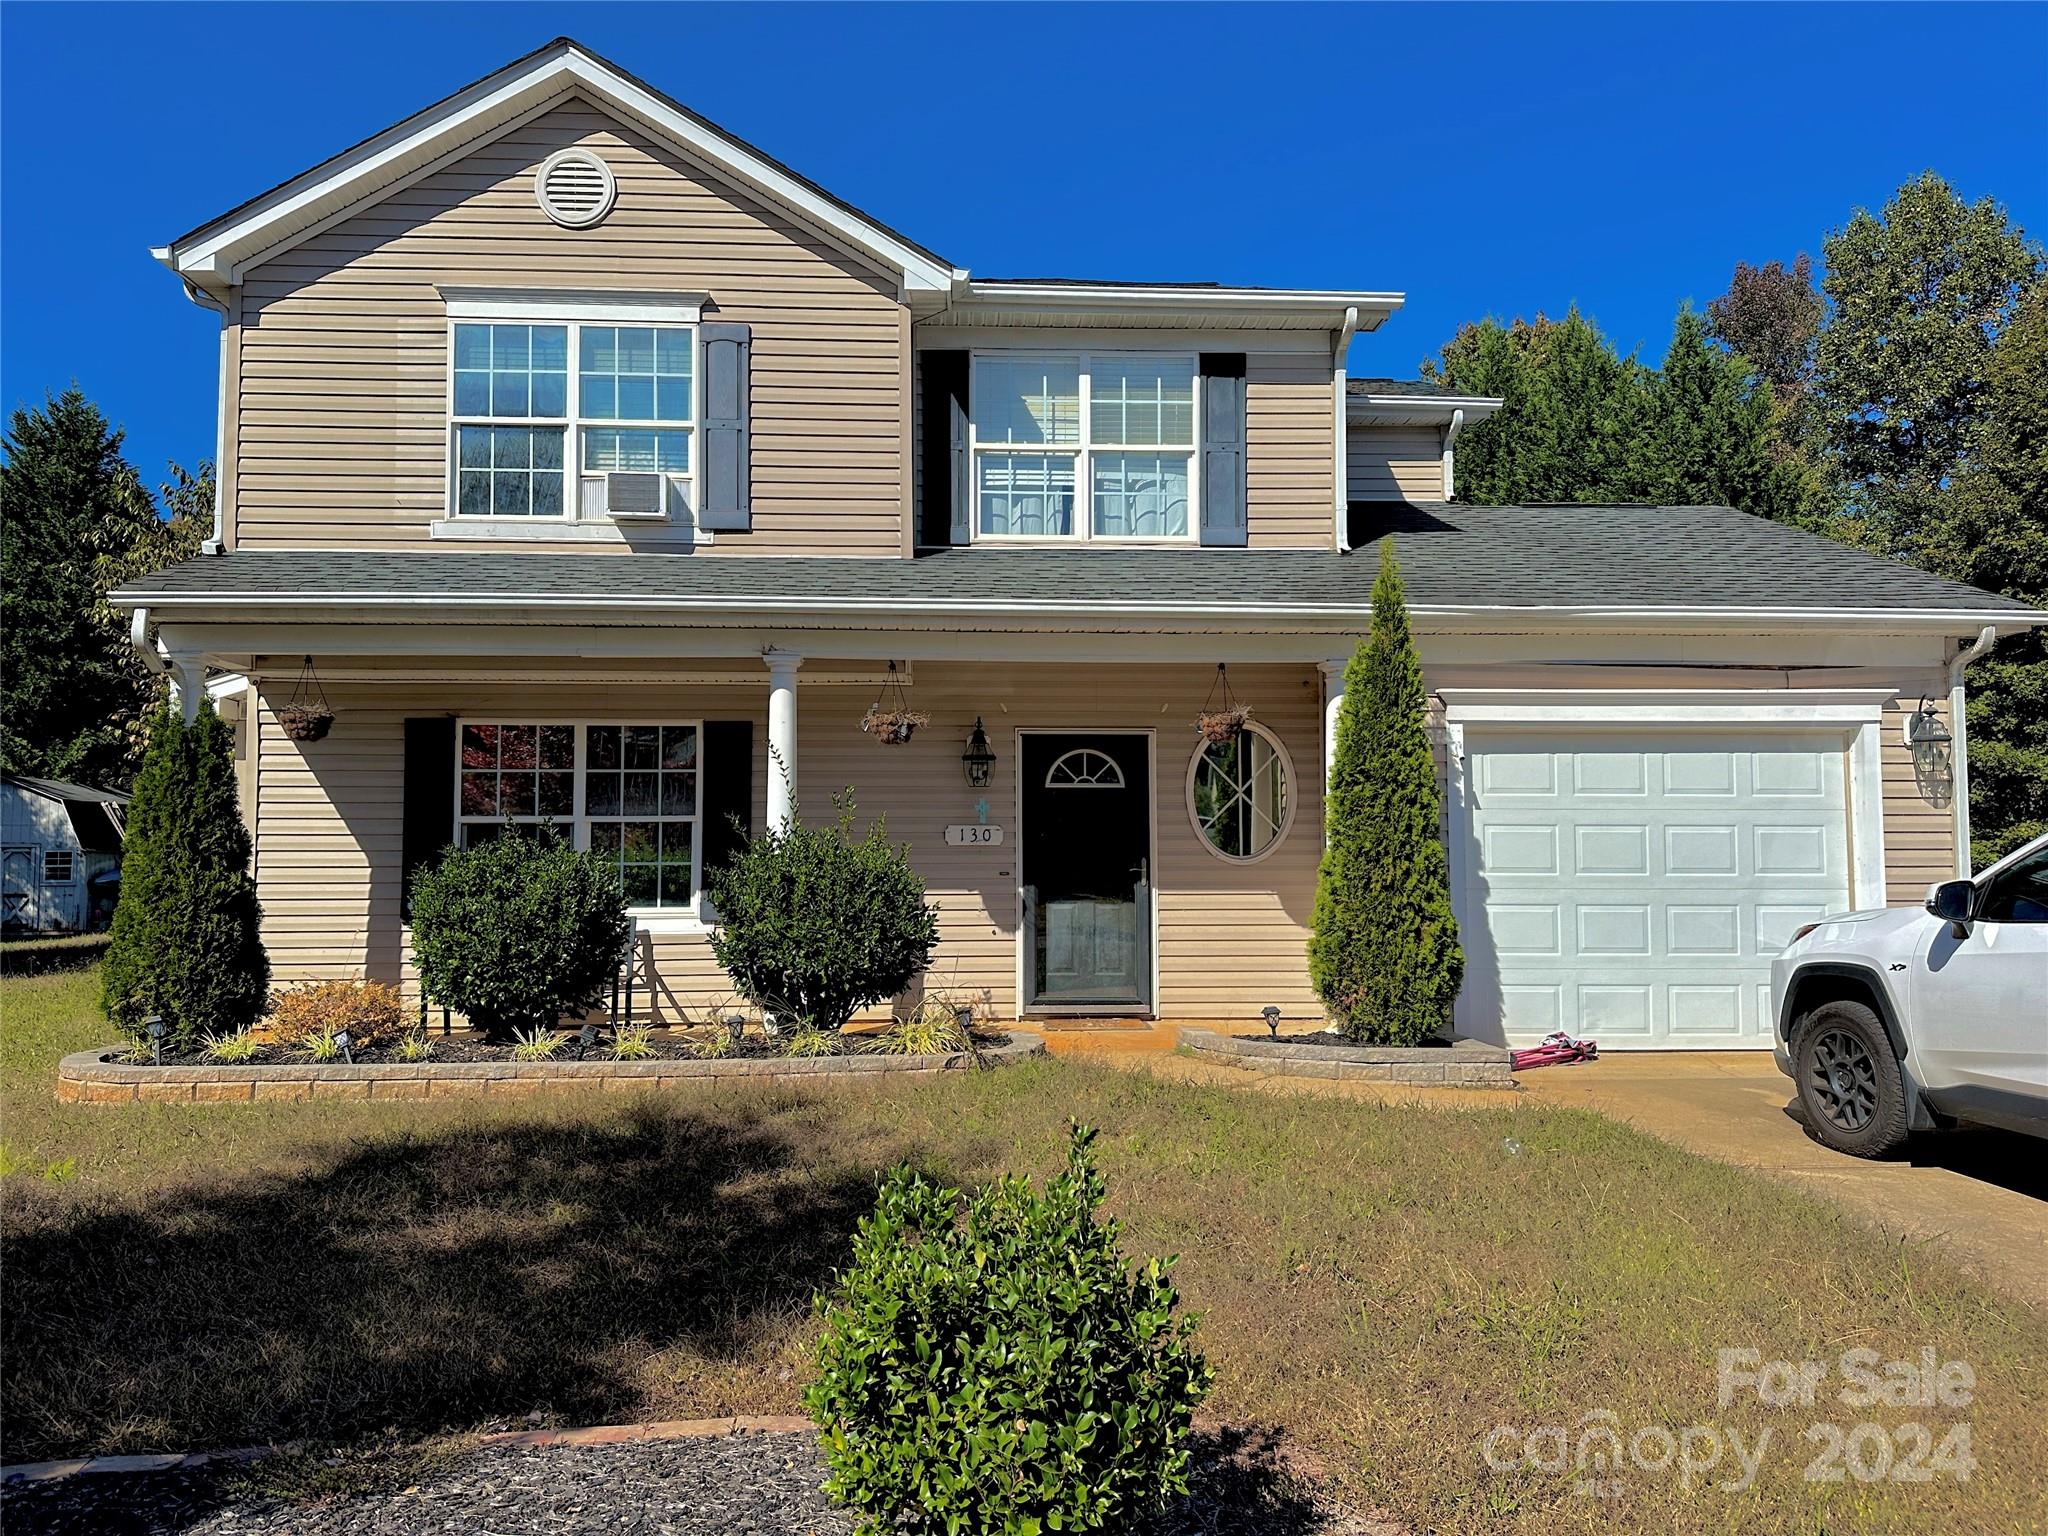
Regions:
[[105, 588, 2046, 637], [162, 45, 956, 294], [952, 282, 1404, 327], [1349, 394, 1503, 424]]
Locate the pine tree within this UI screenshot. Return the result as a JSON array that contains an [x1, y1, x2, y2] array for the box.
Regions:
[[101, 702, 269, 1045], [1308, 541, 1463, 1044], [1641, 308, 1811, 523]]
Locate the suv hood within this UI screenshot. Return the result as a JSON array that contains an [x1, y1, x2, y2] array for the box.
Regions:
[[1806, 906, 1927, 941]]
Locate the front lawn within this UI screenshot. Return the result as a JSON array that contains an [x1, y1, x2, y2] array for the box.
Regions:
[[3, 965, 2042, 1535]]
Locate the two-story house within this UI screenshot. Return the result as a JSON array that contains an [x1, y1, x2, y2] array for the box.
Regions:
[[116, 39, 2040, 1049]]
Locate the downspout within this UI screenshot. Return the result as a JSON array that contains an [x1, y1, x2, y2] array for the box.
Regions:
[[1948, 624, 1998, 877], [129, 608, 169, 677], [180, 278, 231, 555], [1332, 305, 1358, 551], [1441, 408, 1466, 502]]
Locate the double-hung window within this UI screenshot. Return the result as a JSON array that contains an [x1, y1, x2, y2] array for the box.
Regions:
[[449, 308, 696, 521], [456, 721, 702, 914], [970, 353, 1197, 541]]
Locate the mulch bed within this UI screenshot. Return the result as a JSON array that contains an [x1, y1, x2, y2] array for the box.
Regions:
[[1235, 1033, 1449, 1049], [1, 1428, 1394, 1536], [110, 1029, 1004, 1069]]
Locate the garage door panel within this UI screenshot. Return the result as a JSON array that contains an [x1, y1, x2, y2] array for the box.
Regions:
[[1467, 730, 1852, 1049]]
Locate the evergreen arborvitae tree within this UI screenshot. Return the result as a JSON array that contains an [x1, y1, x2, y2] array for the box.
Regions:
[[101, 702, 269, 1045], [1308, 541, 1462, 1044]]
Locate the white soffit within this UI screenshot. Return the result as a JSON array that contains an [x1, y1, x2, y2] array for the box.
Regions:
[[1348, 394, 1504, 427], [152, 40, 959, 296]]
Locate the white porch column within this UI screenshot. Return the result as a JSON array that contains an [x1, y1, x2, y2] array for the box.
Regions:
[[1318, 657, 1348, 791], [764, 649, 802, 830], [167, 651, 205, 725]]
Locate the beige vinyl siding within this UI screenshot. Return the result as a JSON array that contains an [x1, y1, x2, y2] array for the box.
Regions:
[[1347, 425, 1442, 501], [230, 98, 906, 555], [1245, 349, 1335, 547], [1881, 691, 1957, 901], [249, 662, 1326, 1023]]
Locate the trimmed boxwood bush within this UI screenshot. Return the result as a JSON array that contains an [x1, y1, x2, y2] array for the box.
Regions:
[[707, 790, 939, 1033], [806, 1123, 1213, 1535], [101, 703, 268, 1048], [407, 825, 630, 1041]]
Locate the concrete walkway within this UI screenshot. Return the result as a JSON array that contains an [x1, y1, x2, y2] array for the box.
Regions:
[[1112, 1040, 2046, 1307]]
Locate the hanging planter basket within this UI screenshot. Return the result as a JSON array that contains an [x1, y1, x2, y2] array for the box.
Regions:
[[860, 661, 928, 745], [278, 656, 335, 742], [1195, 664, 1251, 745]]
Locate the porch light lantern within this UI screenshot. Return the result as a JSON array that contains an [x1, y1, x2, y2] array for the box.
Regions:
[[961, 717, 997, 788], [277, 655, 335, 742], [860, 661, 929, 745], [1906, 698, 1953, 746], [1195, 664, 1252, 746]]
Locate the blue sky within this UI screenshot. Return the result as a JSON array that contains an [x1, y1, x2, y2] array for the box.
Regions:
[[4, 2, 2044, 503]]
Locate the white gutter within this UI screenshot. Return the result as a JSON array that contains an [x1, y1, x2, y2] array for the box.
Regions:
[[179, 279, 232, 554], [1333, 305, 1359, 550], [128, 608, 169, 674], [103, 590, 2044, 633], [1948, 624, 1998, 877], [1441, 408, 1465, 502]]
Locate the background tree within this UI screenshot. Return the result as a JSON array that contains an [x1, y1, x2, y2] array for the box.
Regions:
[[1639, 308, 1811, 522], [1308, 541, 1462, 1044], [0, 386, 207, 790], [1814, 171, 2042, 564], [1706, 254, 1824, 408], [101, 702, 269, 1046]]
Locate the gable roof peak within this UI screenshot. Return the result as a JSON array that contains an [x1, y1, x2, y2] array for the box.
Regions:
[[154, 36, 960, 298]]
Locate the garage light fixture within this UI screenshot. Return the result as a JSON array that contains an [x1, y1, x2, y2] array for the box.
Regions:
[[961, 717, 997, 789], [1906, 699, 1952, 746]]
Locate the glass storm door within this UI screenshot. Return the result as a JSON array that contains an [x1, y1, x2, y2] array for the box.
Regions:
[[1022, 734, 1151, 1008]]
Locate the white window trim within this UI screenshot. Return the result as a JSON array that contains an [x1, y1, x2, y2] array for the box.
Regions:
[[969, 349, 1200, 545], [440, 294, 702, 528], [453, 718, 709, 930], [1185, 721, 1297, 865]]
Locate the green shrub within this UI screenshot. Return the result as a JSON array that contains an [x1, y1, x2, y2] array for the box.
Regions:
[[100, 703, 269, 1047], [1308, 540, 1464, 1044], [267, 979, 406, 1046], [707, 790, 939, 1034], [806, 1123, 1212, 1535], [407, 824, 630, 1042]]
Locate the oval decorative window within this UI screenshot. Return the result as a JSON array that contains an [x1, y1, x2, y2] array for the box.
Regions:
[[1187, 723, 1293, 862], [535, 147, 617, 229], [1045, 748, 1125, 789]]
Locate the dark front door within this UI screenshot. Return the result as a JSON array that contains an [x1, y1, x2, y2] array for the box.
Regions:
[[1022, 733, 1150, 1008]]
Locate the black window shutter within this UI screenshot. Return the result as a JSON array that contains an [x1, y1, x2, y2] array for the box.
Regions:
[[701, 719, 754, 893], [1198, 352, 1248, 547], [401, 717, 456, 919], [919, 350, 970, 547]]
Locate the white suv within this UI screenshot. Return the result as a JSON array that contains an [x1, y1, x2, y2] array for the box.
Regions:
[[1770, 834, 2048, 1157]]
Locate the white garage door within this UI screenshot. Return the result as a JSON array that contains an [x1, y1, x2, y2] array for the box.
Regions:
[[1465, 729, 1853, 1049]]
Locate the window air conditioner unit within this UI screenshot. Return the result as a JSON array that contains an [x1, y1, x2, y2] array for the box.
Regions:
[[604, 471, 666, 519]]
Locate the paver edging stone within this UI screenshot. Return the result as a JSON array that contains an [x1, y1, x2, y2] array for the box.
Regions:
[[55, 1032, 1044, 1104], [1178, 1027, 1516, 1088]]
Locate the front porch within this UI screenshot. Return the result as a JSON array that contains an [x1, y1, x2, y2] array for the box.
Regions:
[[163, 634, 1351, 1031]]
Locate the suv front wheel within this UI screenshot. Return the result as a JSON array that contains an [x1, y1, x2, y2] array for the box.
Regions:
[[1793, 1000, 1911, 1158]]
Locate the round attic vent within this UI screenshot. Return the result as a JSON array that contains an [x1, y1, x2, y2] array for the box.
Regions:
[[535, 148, 616, 228]]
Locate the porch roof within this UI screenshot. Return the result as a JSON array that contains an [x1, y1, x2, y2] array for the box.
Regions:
[[113, 503, 2037, 631]]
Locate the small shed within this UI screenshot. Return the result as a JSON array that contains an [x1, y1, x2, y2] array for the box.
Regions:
[[2, 772, 128, 935]]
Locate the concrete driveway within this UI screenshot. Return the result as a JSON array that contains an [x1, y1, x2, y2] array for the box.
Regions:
[[1516, 1051, 2048, 1306]]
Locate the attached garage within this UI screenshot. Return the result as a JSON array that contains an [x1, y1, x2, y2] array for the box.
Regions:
[[1442, 698, 1890, 1050]]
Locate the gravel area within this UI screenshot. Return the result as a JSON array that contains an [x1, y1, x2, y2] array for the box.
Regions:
[[2, 1429, 1394, 1536]]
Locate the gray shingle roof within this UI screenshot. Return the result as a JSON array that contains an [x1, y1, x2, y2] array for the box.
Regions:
[[114, 504, 2037, 619], [1347, 378, 1459, 397]]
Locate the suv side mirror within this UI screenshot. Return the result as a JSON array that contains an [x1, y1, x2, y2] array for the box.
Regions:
[[1925, 879, 1976, 932]]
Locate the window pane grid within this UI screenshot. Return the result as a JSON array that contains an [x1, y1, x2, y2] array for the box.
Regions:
[[971, 353, 1196, 541], [580, 325, 692, 424], [459, 723, 700, 911], [1191, 729, 1289, 861]]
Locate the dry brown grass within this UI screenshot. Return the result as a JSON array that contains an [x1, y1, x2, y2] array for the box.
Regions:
[[3, 966, 2043, 1534]]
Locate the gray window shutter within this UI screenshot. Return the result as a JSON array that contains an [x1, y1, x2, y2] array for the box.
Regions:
[[919, 351, 970, 547], [701, 719, 753, 891], [1199, 353, 1247, 547], [699, 323, 751, 531], [949, 362, 971, 545]]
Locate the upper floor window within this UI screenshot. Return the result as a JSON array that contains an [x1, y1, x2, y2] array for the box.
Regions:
[[970, 353, 1196, 541], [450, 316, 696, 521]]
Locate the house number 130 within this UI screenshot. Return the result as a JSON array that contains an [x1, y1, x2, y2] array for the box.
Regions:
[[944, 825, 1005, 846]]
